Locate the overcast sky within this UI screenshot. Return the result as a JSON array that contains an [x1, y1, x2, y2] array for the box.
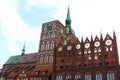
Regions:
[[0, 0, 120, 68]]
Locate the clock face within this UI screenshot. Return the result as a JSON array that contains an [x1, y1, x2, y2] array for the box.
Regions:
[[67, 45, 72, 51], [76, 44, 81, 49], [94, 41, 100, 47], [105, 39, 112, 46], [84, 43, 90, 49], [58, 47, 63, 52]]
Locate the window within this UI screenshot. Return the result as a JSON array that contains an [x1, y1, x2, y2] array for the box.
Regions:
[[43, 26, 47, 31], [41, 44, 45, 51], [50, 41, 54, 50], [35, 71, 39, 75], [106, 47, 109, 51], [110, 47, 112, 51], [49, 55, 53, 63], [60, 66, 63, 69], [42, 34, 46, 40], [46, 56, 48, 63], [85, 73, 91, 80], [96, 73, 102, 80], [56, 75, 63, 80], [98, 49, 101, 52], [66, 75, 71, 80], [45, 41, 49, 50], [94, 49, 97, 53], [44, 56, 48, 63], [39, 55, 43, 64], [42, 71, 46, 75], [88, 50, 91, 54], [88, 56, 91, 60], [95, 55, 98, 60], [78, 52, 81, 55], [75, 74, 81, 80], [84, 50, 87, 54], [107, 72, 114, 80]]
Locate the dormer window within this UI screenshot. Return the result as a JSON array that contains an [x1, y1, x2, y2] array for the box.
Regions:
[[35, 71, 39, 75], [42, 71, 47, 75]]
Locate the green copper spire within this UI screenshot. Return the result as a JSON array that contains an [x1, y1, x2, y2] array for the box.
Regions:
[[65, 7, 72, 34], [22, 43, 25, 55], [66, 7, 71, 24]]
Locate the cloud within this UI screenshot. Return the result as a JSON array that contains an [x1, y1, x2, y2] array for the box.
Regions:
[[24, 0, 59, 11], [24, 0, 120, 61], [0, 0, 41, 55]]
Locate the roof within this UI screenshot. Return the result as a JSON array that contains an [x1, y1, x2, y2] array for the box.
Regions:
[[4, 53, 38, 65], [30, 65, 52, 77], [7, 72, 18, 78]]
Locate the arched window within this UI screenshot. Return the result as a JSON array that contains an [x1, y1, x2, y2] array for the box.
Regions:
[[39, 55, 43, 64], [75, 74, 81, 80], [96, 73, 102, 80], [46, 56, 48, 63], [41, 42, 45, 51], [98, 48, 101, 52], [85, 73, 91, 80], [106, 47, 109, 52], [66, 74, 71, 80], [43, 26, 47, 31], [107, 72, 114, 80], [94, 55, 98, 60], [49, 55, 53, 63], [50, 41, 55, 50], [44, 55, 48, 63], [88, 50, 91, 54], [94, 49, 97, 53], [110, 46, 113, 51], [45, 41, 50, 50], [56, 75, 63, 80], [84, 50, 87, 54], [42, 34, 46, 40]]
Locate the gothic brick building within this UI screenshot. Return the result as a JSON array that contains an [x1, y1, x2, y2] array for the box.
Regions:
[[0, 8, 120, 80]]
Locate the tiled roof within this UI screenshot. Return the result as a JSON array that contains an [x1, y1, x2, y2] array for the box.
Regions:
[[7, 72, 18, 77], [30, 65, 52, 76], [5, 64, 35, 73], [4, 53, 38, 65]]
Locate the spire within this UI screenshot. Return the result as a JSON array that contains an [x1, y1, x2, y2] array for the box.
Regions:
[[65, 7, 72, 34], [65, 7, 71, 25], [100, 32, 103, 40], [113, 29, 116, 39], [22, 43, 25, 55], [81, 36, 83, 43], [91, 33, 93, 41]]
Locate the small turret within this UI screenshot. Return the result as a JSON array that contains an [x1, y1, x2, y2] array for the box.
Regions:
[[21, 44, 25, 55]]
